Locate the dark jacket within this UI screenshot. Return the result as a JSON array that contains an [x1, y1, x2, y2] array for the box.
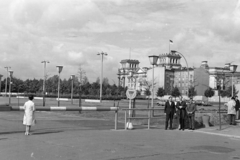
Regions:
[[176, 101, 187, 117], [164, 101, 175, 114], [186, 102, 197, 115], [235, 99, 240, 111]]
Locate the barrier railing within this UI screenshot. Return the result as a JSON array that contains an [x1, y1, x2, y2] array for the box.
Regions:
[[122, 108, 164, 130], [0, 105, 119, 130]]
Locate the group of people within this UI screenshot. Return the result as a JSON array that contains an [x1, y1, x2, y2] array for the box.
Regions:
[[164, 96, 197, 130], [227, 96, 240, 125]]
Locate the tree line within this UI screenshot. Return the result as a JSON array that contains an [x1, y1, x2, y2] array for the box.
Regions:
[[1, 76, 127, 99]]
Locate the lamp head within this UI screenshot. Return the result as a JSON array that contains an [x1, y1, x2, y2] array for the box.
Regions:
[[148, 55, 159, 65], [8, 70, 13, 77], [56, 65, 63, 73], [230, 65, 238, 73], [70, 75, 75, 79]]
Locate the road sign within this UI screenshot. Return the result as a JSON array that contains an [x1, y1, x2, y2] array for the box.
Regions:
[[126, 89, 137, 99]]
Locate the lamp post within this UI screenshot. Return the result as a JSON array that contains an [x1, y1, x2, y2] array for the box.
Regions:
[[97, 52, 107, 102], [230, 64, 238, 97], [8, 70, 13, 105], [171, 50, 189, 96], [56, 65, 63, 106], [70, 75, 75, 105], [148, 55, 159, 117], [0, 74, 3, 93], [41, 60, 49, 106], [4, 66, 11, 96]]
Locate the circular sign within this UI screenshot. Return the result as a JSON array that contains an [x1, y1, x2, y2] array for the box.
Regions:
[[126, 89, 137, 100]]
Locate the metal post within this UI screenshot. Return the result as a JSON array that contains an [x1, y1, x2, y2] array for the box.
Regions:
[[125, 111, 127, 130], [148, 109, 150, 129], [4, 67, 10, 96], [71, 77, 74, 105], [151, 64, 154, 117], [8, 76, 11, 105], [43, 62, 46, 106], [115, 110, 118, 130], [100, 53, 103, 102], [218, 89, 221, 130], [58, 72, 60, 107], [129, 99, 131, 120], [79, 84, 82, 113], [0, 75, 2, 93], [232, 73, 234, 97], [17, 86, 20, 107]]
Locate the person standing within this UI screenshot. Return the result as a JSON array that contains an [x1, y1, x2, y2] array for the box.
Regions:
[[176, 96, 187, 130], [164, 96, 175, 130], [23, 95, 36, 135], [174, 98, 180, 129], [186, 98, 196, 130], [235, 96, 240, 120], [227, 97, 236, 125]]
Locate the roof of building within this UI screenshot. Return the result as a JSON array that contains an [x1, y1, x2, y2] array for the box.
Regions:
[[159, 52, 181, 58], [120, 59, 140, 64]]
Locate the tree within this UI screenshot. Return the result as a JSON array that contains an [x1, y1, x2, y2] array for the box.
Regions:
[[188, 86, 197, 98], [171, 86, 181, 98], [157, 87, 165, 97], [204, 87, 215, 98]]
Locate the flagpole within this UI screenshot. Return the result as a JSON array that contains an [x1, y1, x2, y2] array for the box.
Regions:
[[169, 40, 170, 53]]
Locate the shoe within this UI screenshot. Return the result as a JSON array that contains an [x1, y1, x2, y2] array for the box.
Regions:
[[179, 128, 181, 130], [192, 128, 195, 130]]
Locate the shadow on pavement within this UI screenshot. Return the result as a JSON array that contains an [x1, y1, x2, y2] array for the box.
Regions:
[[32, 130, 63, 135]]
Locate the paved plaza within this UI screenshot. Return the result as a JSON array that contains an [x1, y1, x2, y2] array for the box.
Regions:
[[0, 101, 240, 160]]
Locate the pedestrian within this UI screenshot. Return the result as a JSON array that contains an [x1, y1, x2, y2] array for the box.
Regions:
[[186, 97, 196, 130], [174, 97, 180, 129], [164, 96, 175, 130], [235, 96, 240, 120], [176, 96, 187, 130], [23, 95, 36, 135], [227, 97, 236, 125]]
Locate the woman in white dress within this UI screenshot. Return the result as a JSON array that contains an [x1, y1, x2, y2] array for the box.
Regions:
[[23, 95, 35, 135]]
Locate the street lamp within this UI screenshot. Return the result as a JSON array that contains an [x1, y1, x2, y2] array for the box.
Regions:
[[97, 52, 107, 102], [148, 55, 159, 117], [41, 60, 50, 106], [8, 70, 13, 105], [0, 74, 3, 93], [171, 50, 189, 96], [230, 64, 238, 97], [4, 66, 11, 96], [56, 65, 63, 106], [70, 75, 75, 105]]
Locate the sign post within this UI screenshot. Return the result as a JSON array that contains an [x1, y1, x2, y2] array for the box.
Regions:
[[126, 89, 137, 129]]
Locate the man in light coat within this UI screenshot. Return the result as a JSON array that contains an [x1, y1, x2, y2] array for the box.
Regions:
[[227, 97, 236, 125]]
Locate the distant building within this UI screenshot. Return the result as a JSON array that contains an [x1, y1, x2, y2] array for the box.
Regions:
[[117, 52, 240, 97]]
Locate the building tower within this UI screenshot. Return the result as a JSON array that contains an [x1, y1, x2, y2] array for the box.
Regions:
[[118, 59, 140, 88], [158, 51, 182, 69]]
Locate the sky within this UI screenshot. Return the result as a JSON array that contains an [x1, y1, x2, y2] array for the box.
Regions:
[[0, 0, 240, 84]]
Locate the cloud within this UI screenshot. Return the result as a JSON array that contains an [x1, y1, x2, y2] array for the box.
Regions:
[[210, 0, 240, 43], [10, 0, 104, 32]]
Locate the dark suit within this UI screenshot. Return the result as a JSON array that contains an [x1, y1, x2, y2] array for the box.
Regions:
[[176, 101, 187, 130], [164, 100, 175, 130]]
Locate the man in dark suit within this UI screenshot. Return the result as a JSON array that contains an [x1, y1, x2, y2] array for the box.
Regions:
[[164, 96, 175, 130], [176, 96, 187, 130], [235, 96, 240, 120]]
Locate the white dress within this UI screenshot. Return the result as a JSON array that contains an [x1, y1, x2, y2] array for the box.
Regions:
[[23, 100, 36, 126]]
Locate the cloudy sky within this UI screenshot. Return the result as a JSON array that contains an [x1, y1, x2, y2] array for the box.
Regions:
[[0, 0, 240, 83]]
